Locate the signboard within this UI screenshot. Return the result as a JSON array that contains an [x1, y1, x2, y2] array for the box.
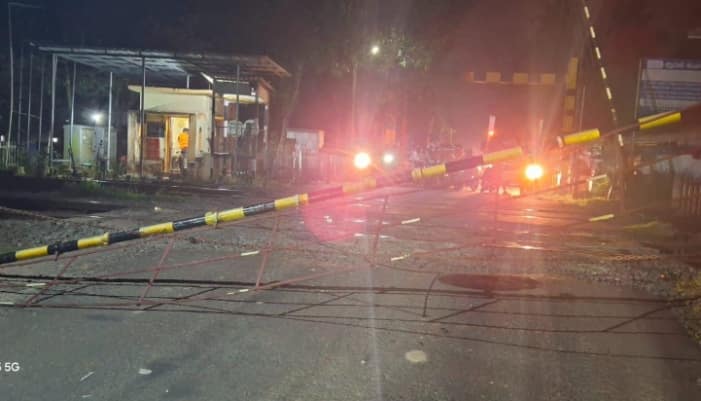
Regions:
[[637, 58, 701, 117], [213, 80, 252, 96]]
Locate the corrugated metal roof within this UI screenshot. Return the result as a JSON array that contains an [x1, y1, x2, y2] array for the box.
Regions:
[[31, 43, 290, 81]]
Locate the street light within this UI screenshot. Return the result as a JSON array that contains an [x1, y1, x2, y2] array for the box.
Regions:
[[91, 112, 103, 125], [370, 44, 380, 56]]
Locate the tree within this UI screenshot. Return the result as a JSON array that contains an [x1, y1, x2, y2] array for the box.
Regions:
[[262, 0, 338, 184]]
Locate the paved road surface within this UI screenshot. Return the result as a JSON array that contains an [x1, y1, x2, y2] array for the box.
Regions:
[[1, 187, 700, 401]]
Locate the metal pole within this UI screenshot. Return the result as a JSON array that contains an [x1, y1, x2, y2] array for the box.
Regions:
[[186, 74, 190, 89], [139, 56, 146, 178], [630, 63, 639, 171], [3, 2, 41, 166], [350, 60, 358, 145], [17, 44, 24, 155], [68, 61, 76, 173], [5, 4, 14, 167], [48, 54, 56, 169], [254, 83, 259, 174], [37, 55, 44, 152], [107, 71, 113, 172], [577, 85, 586, 131], [235, 64, 240, 173], [264, 103, 269, 174], [255, 81, 260, 127], [210, 81, 216, 179], [633, 59, 643, 120], [25, 50, 33, 153], [235, 65, 240, 124]]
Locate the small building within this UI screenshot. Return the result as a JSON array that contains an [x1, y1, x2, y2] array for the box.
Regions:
[[62, 124, 117, 172], [126, 84, 271, 180], [286, 128, 325, 180], [33, 44, 289, 181]]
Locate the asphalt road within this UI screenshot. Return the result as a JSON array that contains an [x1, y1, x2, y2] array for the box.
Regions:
[[1, 187, 700, 401]]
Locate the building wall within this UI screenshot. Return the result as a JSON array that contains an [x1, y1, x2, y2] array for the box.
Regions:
[[127, 89, 214, 173], [143, 91, 211, 117], [127, 111, 140, 171], [143, 91, 213, 158], [126, 85, 271, 178]]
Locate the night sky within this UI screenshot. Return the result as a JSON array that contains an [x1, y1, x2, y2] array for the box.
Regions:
[[1, 0, 700, 149]]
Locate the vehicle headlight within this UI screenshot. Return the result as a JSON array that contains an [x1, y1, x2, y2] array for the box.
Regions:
[[525, 163, 544, 181], [382, 152, 395, 165], [354, 152, 372, 170]]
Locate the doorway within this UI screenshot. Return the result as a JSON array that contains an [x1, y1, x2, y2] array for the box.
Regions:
[[145, 113, 190, 173], [167, 116, 191, 173]]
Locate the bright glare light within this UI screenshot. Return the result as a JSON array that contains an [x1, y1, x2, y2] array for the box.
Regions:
[[370, 44, 380, 55], [91, 112, 103, 124], [52, 137, 58, 143], [525, 163, 544, 181], [382, 152, 395, 165], [487, 130, 495, 138], [354, 152, 372, 170]]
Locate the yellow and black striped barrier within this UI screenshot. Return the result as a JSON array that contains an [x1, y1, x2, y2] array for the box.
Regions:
[[556, 110, 683, 148], [637, 112, 682, 130], [464, 71, 557, 86], [0, 147, 524, 265]]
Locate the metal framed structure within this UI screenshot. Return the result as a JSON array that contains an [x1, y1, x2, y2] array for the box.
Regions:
[[18, 43, 288, 176]]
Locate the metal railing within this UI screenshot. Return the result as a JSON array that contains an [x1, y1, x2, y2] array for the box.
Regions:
[[0, 144, 19, 168], [677, 174, 701, 218]]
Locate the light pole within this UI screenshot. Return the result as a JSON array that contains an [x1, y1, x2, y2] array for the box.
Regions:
[[4, 2, 41, 167], [92, 112, 104, 175], [350, 43, 381, 146], [92, 111, 104, 148]]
